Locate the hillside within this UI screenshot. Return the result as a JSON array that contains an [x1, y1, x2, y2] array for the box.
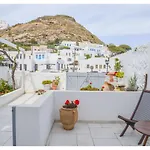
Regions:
[[0, 15, 104, 45]]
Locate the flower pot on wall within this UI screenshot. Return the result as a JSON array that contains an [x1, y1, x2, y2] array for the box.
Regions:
[[59, 107, 78, 130], [52, 82, 58, 90], [43, 84, 50, 91]]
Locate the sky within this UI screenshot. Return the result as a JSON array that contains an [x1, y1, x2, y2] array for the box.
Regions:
[[0, 4, 150, 48]]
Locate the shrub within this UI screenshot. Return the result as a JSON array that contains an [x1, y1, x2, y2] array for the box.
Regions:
[[80, 82, 99, 91], [126, 74, 138, 91], [0, 79, 13, 96]]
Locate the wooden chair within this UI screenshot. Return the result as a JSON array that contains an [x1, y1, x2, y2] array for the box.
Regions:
[[118, 74, 149, 145]]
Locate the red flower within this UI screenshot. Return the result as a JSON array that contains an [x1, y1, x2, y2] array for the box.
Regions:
[[65, 100, 70, 105], [114, 72, 117, 76], [90, 82, 92, 84], [74, 99, 80, 105], [102, 86, 104, 88]]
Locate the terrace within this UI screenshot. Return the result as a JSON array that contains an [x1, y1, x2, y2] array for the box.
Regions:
[[0, 89, 150, 146], [0, 39, 150, 146]]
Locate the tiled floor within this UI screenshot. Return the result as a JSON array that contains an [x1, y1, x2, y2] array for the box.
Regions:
[[47, 122, 150, 146], [0, 105, 150, 146], [0, 106, 12, 146]]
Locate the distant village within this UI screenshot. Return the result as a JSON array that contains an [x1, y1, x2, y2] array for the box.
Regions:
[[0, 40, 113, 73]]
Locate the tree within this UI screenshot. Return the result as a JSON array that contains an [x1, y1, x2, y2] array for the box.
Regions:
[[114, 58, 123, 72], [30, 38, 38, 45], [119, 44, 132, 51], [0, 55, 4, 64], [108, 44, 126, 54], [85, 54, 91, 59], [0, 44, 20, 90]]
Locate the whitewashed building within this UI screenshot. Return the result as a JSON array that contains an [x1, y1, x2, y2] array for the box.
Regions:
[[61, 41, 76, 48]]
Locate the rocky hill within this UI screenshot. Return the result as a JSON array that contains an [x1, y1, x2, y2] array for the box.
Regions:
[[0, 15, 104, 45]]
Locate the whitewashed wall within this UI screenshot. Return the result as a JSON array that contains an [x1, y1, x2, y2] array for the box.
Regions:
[[54, 91, 141, 121], [15, 91, 54, 146], [0, 66, 9, 81], [24, 72, 66, 92], [0, 88, 24, 107]]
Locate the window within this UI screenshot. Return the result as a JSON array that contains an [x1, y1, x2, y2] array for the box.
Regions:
[[29, 56, 31, 59], [69, 53, 70, 56], [87, 64, 90, 68], [36, 55, 38, 59], [11, 56, 13, 59], [95, 65, 98, 69], [24, 54, 25, 59], [39, 55, 41, 59], [103, 65, 106, 69], [66, 53, 68, 56], [67, 58, 71, 61], [35, 64, 38, 71], [42, 55, 44, 59], [20, 54, 22, 59], [61, 64, 63, 69], [16, 54, 19, 59], [99, 65, 102, 69], [24, 64, 27, 71], [20, 64, 22, 70]]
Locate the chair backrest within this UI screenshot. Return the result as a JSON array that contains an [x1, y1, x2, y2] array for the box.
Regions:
[[133, 90, 150, 121], [130, 74, 149, 121]]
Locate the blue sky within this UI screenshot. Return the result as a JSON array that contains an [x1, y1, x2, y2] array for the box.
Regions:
[[0, 4, 150, 48]]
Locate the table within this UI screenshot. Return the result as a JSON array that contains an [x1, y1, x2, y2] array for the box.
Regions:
[[135, 121, 150, 146]]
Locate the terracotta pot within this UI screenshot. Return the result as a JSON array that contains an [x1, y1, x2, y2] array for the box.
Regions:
[[107, 72, 115, 82], [59, 107, 78, 130], [52, 85, 57, 90], [108, 74, 114, 82]]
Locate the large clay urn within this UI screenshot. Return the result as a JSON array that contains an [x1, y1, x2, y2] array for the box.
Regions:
[[59, 107, 78, 130]]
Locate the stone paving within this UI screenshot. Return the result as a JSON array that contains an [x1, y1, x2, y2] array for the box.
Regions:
[[0, 105, 150, 146], [47, 122, 150, 146], [0, 106, 12, 146]]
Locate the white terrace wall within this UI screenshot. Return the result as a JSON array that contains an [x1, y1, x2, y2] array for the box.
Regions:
[[15, 72, 67, 93], [0, 88, 24, 107], [54, 91, 142, 122], [15, 91, 54, 146]]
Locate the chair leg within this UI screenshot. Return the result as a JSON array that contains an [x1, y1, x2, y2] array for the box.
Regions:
[[138, 135, 145, 145], [120, 124, 129, 137], [143, 136, 149, 146]]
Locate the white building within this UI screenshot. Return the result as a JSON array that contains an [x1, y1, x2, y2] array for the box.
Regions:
[[0, 41, 112, 73], [61, 41, 76, 48], [78, 57, 107, 72]]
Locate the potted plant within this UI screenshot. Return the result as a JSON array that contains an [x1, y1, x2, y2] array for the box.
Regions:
[[42, 80, 52, 91], [52, 76, 60, 90], [100, 81, 115, 91], [126, 74, 138, 91], [35, 89, 46, 95], [80, 82, 99, 91], [59, 99, 80, 130], [106, 72, 116, 82]]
